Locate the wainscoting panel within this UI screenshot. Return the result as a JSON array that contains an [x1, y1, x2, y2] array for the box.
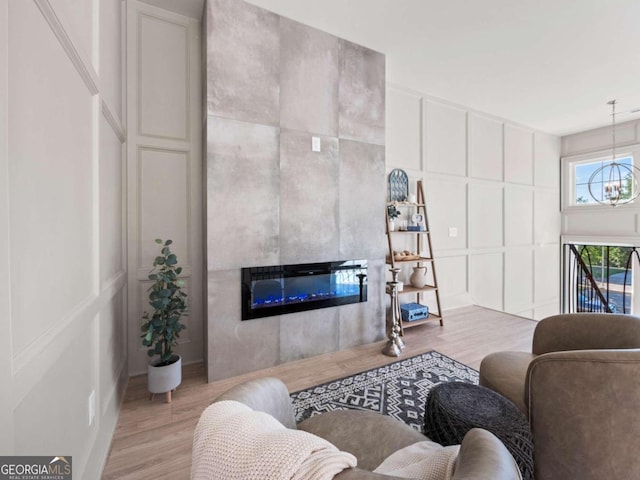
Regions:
[[505, 186, 533, 247], [504, 248, 534, 313], [100, 115, 124, 286], [469, 113, 503, 181], [425, 178, 467, 251], [47, 0, 94, 66], [534, 132, 561, 188], [534, 245, 560, 304], [469, 183, 503, 248], [13, 321, 96, 472], [534, 189, 561, 245], [386, 86, 422, 172], [99, 0, 123, 121], [470, 252, 504, 311], [9, 0, 95, 357], [424, 99, 467, 176], [504, 124, 533, 185], [435, 255, 469, 309], [138, 147, 190, 267], [138, 12, 189, 140]]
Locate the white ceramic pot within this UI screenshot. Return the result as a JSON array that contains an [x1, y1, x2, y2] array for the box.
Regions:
[[409, 266, 428, 288], [389, 220, 396, 232], [148, 354, 182, 394]]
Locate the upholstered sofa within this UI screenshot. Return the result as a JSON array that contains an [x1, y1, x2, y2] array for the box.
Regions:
[[193, 376, 522, 479], [479, 313, 640, 480]]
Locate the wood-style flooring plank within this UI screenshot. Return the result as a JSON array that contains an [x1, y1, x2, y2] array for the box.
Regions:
[[102, 305, 537, 478]]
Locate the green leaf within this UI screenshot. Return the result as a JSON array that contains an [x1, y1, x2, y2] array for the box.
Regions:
[[148, 274, 158, 281], [147, 349, 155, 357], [155, 239, 163, 244], [165, 239, 173, 246], [166, 254, 177, 266], [155, 256, 165, 265]]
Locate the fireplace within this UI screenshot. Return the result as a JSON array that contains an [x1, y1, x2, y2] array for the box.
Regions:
[[241, 260, 368, 320]]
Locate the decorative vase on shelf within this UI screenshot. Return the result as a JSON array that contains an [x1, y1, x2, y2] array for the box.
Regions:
[[409, 266, 428, 288], [389, 220, 396, 232]]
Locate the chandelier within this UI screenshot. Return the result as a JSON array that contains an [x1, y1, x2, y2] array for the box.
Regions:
[[587, 100, 640, 206]]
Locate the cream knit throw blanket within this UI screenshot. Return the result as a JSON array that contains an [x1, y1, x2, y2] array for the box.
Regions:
[[191, 400, 357, 480], [373, 440, 460, 480]]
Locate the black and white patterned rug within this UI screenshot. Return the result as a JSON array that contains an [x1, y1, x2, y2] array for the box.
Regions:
[[291, 351, 479, 432]]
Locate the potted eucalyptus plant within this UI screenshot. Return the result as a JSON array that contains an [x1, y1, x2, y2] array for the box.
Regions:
[[141, 238, 187, 403]]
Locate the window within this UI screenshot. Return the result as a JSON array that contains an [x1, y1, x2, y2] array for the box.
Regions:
[[573, 155, 634, 205], [564, 244, 634, 314]]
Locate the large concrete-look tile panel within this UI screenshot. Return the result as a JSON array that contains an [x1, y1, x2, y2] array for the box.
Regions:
[[208, 270, 280, 382], [280, 129, 339, 264], [280, 309, 339, 363], [338, 40, 385, 145], [206, 116, 280, 271], [206, 0, 280, 125], [338, 259, 386, 349], [279, 18, 339, 136], [339, 140, 386, 259]]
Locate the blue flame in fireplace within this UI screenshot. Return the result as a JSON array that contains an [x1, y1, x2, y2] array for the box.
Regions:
[[253, 283, 361, 308]]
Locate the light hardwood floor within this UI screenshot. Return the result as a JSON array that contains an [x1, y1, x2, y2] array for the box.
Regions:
[[102, 306, 537, 479]]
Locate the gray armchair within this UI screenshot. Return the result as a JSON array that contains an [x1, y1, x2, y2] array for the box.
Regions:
[[479, 313, 640, 480], [211, 376, 521, 479]]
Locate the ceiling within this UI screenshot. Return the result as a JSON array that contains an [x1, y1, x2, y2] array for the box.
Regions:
[[157, 0, 640, 137]]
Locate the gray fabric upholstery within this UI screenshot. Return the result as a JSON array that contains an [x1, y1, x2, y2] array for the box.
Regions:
[[299, 409, 426, 471], [209, 376, 522, 479], [528, 349, 640, 480], [479, 352, 534, 413], [480, 313, 640, 415], [532, 313, 640, 355], [214, 376, 297, 429], [479, 313, 640, 480], [453, 429, 522, 480]]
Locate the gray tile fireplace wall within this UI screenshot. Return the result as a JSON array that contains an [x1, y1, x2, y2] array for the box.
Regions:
[[205, 0, 386, 381]]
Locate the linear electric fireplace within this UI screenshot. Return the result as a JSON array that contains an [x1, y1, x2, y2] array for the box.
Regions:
[[241, 260, 368, 320]]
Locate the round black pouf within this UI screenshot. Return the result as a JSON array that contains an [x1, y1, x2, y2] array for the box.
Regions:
[[424, 382, 534, 480]]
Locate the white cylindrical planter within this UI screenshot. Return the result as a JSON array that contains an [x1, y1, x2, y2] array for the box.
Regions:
[[148, 354, 182, 402]]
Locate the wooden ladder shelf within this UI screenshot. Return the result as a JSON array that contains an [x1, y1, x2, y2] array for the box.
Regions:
[[385, 180, 443, 330]]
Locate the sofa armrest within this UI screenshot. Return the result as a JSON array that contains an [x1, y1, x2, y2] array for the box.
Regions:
[[214, 377, 297, 429], [452, 429, 522, 480], [532, 313, 640, 355], [527, 349, 640, 480]]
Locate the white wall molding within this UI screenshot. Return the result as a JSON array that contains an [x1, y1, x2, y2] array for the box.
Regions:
[[387, 82, 561, 318], [33, 0, 99, 95], [11, 271, 126, 404], [6, 0, 127, 474], [0, 0, 15, 455], [136, 10, 191, 142], [102, 99, 126, 142]]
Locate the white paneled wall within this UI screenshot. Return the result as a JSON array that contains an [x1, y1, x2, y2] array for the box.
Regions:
[[386, 84, 561, 319], [0, 0, 127, 476], [126, 1, 203, 375]]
